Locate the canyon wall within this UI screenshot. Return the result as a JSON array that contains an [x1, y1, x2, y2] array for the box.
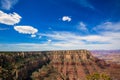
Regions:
[[0, 50, 120, 80]]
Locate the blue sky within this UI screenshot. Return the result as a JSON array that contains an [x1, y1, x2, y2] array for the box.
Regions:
[[0, 0, 120, 51]]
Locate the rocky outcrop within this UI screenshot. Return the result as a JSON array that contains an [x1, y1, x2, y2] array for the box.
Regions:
[[1, 50, 120, 80], [32, 50, 117, 80]]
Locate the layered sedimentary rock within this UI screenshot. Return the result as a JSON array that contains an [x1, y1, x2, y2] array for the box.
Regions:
[[0, 50, 120, 80], [32, 50, 120, 80]]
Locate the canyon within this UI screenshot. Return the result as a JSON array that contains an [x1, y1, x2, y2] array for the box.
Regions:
[[91, 50, 120, 64], [0, 50, 120, 80]]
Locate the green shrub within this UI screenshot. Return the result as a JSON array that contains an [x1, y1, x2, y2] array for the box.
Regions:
[[86, 72, 111, 80]]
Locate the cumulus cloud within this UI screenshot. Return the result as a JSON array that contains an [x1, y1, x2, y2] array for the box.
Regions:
[[62, 16, 71, 22], [0, 10, 21, 25], [0, 0, 18, 10], [14, 26, 38, 36]]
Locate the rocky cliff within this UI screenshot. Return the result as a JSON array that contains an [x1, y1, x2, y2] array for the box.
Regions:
[[0, 50, 120, 80], [32, 50, 120, 80]]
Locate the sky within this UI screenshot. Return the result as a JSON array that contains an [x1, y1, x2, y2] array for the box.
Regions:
[[0, 0, 120, 51]]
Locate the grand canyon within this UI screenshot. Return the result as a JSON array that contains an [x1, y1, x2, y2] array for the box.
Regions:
[[0, 50, 120, 80], [0, 0, 120, 80]]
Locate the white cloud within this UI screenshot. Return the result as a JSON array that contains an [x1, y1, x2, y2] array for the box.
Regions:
[[31, 34, 36, 38], [39, 31, 109, 43], [0, 41, 119, 51], [93, 21, 120, 43], [92, 21, 120, 46], [93, 22, 120, 32], [38, 30, 120, 50], [1, 0, 18, 10], [0, 21, 120, 51], [62, 16, 71, 22], [78, 22, 88, 31], [14, 26, 38, 35], [48, 39, 52, 43], [0, 10, 21, 25], [0, 29, 120, 51], [48, 39, 52, 42]]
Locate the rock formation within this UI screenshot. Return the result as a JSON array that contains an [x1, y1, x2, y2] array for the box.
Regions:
[[0, 50, 120, 80]]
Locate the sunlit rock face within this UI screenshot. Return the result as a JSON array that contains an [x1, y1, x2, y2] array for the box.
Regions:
[[1, 50, 120, 80], [46, 50, 108, 80]]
